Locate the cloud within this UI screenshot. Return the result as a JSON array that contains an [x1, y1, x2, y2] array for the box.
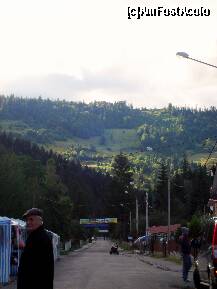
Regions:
[[0, 0, 217, 108], [0, 68, 144, 103], [1, 61, 217, 109]]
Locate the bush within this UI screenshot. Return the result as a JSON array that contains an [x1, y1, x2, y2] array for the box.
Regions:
[[188, 215, 203, 238]]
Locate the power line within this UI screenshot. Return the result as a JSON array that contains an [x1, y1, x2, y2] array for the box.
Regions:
[[205, 139, 217, 166]]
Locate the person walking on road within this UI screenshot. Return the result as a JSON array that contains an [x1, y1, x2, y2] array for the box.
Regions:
[[180, 227, 192, 284], [17, 208, 54, 289]]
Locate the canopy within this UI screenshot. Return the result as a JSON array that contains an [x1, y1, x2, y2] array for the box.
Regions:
[[0, 217, 11, 284]]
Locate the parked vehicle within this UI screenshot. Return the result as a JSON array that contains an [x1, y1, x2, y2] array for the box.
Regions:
[[193, 217, 217, 289]]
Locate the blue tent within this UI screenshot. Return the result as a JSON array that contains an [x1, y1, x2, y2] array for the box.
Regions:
[[10, 218, 26, 276], [0, 217, 11, 285]]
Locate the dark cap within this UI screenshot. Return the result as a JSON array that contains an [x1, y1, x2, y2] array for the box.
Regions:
[[22, 208, 43, 219]]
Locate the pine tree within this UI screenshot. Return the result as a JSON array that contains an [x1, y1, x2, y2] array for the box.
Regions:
[[154, 161, 168, 213]]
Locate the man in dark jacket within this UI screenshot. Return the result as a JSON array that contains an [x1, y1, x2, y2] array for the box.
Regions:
[[17, 208, 54, 289]]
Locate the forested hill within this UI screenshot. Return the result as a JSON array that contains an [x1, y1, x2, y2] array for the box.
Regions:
[[0, 131, 116, 239], [0, 95, 217, 155]]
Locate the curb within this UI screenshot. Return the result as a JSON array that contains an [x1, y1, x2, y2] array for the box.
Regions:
[[122, 251, 182, 273], [137, 256, 181, 272], [71, 240, 96, 253]]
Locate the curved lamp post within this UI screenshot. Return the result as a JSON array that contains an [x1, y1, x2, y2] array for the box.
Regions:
[[176, 51, 217, 69]]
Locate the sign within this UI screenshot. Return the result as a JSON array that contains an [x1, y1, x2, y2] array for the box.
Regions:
[[83, 224, 108, 229], [80, 218, 117, 225]]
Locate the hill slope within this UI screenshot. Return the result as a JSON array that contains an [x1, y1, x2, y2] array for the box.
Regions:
[[0, 96, 217, 165]]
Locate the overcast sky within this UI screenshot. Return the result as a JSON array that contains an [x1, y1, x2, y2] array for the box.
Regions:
[[0, 0, 217, 108]]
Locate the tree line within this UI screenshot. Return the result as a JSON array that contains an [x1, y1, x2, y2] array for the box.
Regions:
[[1, 96, 217, 155]]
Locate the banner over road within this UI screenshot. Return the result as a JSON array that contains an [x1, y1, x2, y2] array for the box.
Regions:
[[80, 218, 117, 225]]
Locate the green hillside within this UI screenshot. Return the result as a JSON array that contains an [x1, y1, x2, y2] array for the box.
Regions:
[[48, 128, 140, 152], [1, 96, 217, 167]]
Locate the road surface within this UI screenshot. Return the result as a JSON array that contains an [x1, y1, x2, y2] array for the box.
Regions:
[[4, 239, 192, 289], [54, 239, 190, 289]]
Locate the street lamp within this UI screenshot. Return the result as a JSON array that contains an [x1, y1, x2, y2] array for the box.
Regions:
[[176, 50, 217, 217], [176, 51, 217, 69]]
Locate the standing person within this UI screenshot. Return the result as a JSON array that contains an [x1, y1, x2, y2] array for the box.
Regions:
[[180, 227, 192, 283], [191, 237, 200, 259], [17, 208, 54, 289]]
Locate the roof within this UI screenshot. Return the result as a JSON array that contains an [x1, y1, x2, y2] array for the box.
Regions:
[[148, 224, 181, 234], [0, 217, 11, 224], [10, 218, 26, 227]]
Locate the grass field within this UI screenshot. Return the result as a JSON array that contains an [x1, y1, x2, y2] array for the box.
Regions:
[[188, 152, 217, 166], [1, 119, 214, 167], [46, 128, 141, 155], [0, 120, 29, 133]]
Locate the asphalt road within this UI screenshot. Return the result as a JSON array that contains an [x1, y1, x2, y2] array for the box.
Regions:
[[54, 239, 189, 289], [4, 239, 192, 289]]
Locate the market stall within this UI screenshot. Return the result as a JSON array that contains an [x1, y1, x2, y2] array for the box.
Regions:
[[47, 230, 60, 261], [10, 219, 26, 276], [0, 217, 11, 285]]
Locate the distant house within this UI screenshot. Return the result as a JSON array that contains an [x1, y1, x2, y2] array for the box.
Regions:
[[148, 224, 181, 253], [146, 146, 153, 151], [148, 224, 181, 237]]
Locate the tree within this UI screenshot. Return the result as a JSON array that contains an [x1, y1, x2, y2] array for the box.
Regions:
[[110, 153, 134, 239], [110, 153, 134, 213], [22, 157, 45, 207], [0, 153, 27, 217], [188, 215, 203, 238], [190, 165, 210, 215], [154, 161, 168, 213], [39, 159, 74, 240], [111, 153, 133, 188]]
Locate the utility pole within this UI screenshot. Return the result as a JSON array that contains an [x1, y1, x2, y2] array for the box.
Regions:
[[168, 174, 171, 240], [136, 197, 139, 236], [129, 211, 132, 234], [168, 161, 171, 249], [145, 192, 149, 235]]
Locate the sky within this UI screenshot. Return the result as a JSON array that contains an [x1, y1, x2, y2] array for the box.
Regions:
[[0, 0, 217, 108]]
